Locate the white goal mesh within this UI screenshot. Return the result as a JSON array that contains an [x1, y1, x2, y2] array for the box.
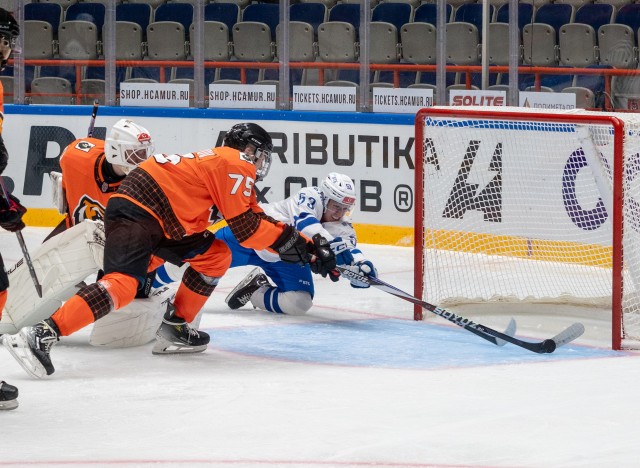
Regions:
[[414, 107, 640, 350]]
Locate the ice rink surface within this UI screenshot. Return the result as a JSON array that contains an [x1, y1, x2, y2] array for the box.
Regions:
[[1, 228, 639, 468]]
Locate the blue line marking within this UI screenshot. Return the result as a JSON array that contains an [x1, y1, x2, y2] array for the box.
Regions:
[[210, 319, 622, 369]]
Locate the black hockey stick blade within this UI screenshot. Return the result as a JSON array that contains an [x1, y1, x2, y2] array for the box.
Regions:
[[472, 321, 585, 354], [335, 266, 584, 354]]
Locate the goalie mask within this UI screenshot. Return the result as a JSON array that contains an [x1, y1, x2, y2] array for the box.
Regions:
[[320, 173, 357, 220], [223, 122, 273, 181], [105, 119, 155, 174], [0, 8, 19, 72]]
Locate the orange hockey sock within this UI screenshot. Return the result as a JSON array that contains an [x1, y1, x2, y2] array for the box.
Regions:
[[173, 282, 210, 323], [50, 295, 95, 336]]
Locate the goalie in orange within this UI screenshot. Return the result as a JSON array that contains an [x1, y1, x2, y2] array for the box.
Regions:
[[47, 118, 154, 238], [0, 119, 162, 348], [4, 122, 337, 378]]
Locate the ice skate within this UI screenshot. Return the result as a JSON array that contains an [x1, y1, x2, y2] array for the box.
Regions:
[[0, 381, 18, 410], [2, 320, 59, 379], [225, 267, 272, 309], [152, 302, 209, 355]]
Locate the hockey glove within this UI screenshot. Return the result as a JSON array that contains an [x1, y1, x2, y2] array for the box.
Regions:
[[271, 224, 312, 266], [0, 194, 26, 232], [310, 234, 339, 282], [349, 260, 378, 289], [330, 237, 355, 266]]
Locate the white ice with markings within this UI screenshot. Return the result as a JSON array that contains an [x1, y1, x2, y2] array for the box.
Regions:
[[1, 227, 639, 468]]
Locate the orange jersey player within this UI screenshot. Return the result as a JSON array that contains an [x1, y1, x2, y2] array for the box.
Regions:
[[0, 6, 20, 409], [46, 119, 155, 240], [4, 122, 337, 378]]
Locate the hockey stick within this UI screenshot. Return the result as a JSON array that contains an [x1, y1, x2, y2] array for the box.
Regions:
[[335, 265, 513, 347], [87, 99, 99, 138], [0, 177, 42, 298], [336, 266, 585, 354]]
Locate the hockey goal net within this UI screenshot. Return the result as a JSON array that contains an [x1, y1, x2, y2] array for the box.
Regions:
[[414, 107, 640, 350]]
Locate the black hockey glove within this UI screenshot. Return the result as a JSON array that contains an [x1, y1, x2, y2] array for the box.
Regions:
[[271, 224, 312, 266], [309, 234, 339, 282], [0, 193, 26, 232]]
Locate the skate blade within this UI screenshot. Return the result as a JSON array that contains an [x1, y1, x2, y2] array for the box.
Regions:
[[151, 336, 207, 355], [2, 334, 49, 380], [0, 399, 18, 410]]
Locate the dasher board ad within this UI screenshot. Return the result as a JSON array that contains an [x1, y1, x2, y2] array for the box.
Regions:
[[1, 114, 416, 228], [208, 84, 277, 110], [449, 90, 507, 107], [119, 83, 190, 108], [520, 91, 576, 109], [292, 86, 357, 112], [372, 88, 433, 113]]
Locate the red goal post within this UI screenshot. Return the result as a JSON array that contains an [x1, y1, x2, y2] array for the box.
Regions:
[[413, 107, 636, 350]]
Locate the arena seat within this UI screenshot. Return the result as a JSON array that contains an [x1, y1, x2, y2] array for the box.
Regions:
[[25, 2, 63, 32], [64, 2, 106, 31], [24, 21, 55, 60], [242, 3, 279, 40], [413, 3, 452, 24], [204, 2, 240, 31], [372, 2, 412, 31], [30, 76, 73, 105], [116, 3, 152, 34], [290, 3, 327, 35]]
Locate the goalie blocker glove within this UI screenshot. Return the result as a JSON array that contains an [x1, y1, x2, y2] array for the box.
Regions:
[[0, 193, 26, 232], [270, 226, 338, 280]]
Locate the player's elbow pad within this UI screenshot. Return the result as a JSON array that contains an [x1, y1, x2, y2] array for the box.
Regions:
[[270, 224, 311, 265]]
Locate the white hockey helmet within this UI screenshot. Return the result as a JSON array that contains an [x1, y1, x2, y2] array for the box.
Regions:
[[105, 119, 155, 174], [320, 172, 357, 214]]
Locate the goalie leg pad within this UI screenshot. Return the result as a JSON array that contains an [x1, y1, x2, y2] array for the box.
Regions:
[[0, 220, 105, 335], [89, 284, 177, 348]]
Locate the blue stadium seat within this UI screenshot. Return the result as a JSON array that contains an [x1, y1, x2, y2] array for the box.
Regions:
[[65, 2, 106, 31], [116, 3, 152, 32], [290, 3, 326, 34], [454, 4, 493, 35], [25, 3, 63, 31], [574, 3, 614, 32], [495, 3, 533, 31], [204, 3, 240, 31], [534, 4, 574, 36], [154, 2, 193, 33], [413, 4, 452, 24], [328, 3, 360, 29], [243, 3, 280, 39], [615, 3, 640, 31], [371, 2, 412, 31]]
